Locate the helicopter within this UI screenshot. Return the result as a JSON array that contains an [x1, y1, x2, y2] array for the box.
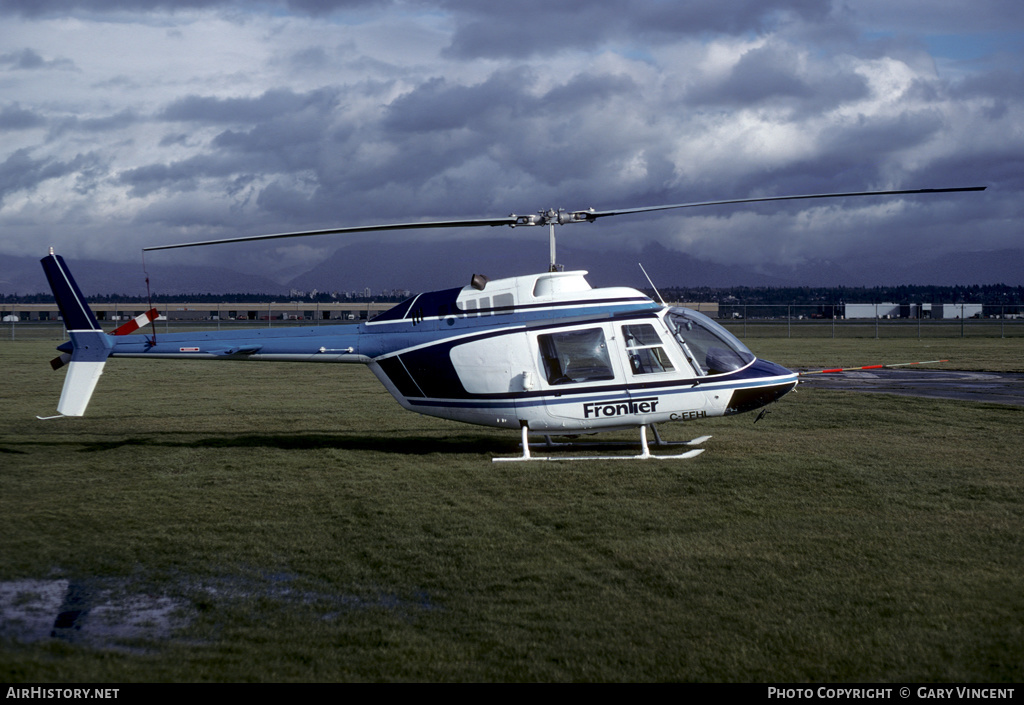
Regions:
[[40, 186, 985, 461]]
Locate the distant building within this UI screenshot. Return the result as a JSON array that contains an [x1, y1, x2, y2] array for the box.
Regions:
[[844, 303, 900, 319], [842, 302, 984, 319], [931, 303, 983, 319]]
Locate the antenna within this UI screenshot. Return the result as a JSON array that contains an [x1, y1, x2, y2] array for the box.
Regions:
[[639, 263, 666, 307]]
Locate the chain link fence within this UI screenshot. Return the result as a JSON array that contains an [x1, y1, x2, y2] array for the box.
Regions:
[[3, 302, 1022, 341], [716, 303, 1023, 339], [0, 317, 364, 342]]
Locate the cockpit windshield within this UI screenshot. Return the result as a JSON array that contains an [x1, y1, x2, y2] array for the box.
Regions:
[[666, 307, 755, 376]]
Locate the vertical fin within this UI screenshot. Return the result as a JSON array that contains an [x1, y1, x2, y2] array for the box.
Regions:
[[40, 252, 113, 417], [41, 252, 102, 331]]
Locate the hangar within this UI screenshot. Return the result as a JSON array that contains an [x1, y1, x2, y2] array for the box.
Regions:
[[0, 301, 396, 323], [842, 303, 984, 320]]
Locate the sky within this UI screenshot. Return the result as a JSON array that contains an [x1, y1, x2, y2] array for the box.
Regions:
[[1, 0, 1022, 286]]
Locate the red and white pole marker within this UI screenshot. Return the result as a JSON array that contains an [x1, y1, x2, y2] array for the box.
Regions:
[[800, 359, 949, 376], [111, 308, 159, 336]]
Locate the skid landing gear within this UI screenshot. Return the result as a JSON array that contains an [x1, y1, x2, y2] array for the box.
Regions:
[[492, 424, 710, 462]]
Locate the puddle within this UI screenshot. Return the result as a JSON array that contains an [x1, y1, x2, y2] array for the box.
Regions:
[[0, 578, 188, 651], [0, 572, 438, 651], [0, 579, 69, 643]]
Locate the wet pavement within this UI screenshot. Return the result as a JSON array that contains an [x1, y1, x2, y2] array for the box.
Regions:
[[798, 369, 1024, 407]]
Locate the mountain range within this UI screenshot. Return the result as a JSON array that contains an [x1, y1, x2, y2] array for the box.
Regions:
[[2, 242, 1022, 297]]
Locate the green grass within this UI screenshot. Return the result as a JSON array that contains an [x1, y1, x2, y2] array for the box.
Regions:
[[1, 339, 1022, 682]]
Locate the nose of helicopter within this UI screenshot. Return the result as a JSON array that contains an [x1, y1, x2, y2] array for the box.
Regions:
[[723, 357, 798, 416], [753, 357, 796, 379]]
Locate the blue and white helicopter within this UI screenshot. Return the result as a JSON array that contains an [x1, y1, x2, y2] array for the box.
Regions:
[[41, 186, 984, 461]]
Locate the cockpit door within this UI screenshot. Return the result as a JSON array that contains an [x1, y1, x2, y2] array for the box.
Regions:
[[617, 320, 710, 419], [620, 322, 678, 377]]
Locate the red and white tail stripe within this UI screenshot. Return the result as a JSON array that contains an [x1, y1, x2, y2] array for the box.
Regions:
[[111, 308, 159, 336], [800, 359, 949, 376]]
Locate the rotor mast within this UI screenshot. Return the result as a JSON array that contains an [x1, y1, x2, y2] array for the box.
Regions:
[[508, 207, 598, 271], [549, 222, 557, 272]]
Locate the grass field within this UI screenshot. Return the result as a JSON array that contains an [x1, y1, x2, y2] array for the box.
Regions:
[[1, 338, 1022, 682]]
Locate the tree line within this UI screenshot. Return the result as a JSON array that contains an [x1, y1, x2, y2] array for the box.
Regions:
[[656, 284, 1024, 305], [4, 283, 1024, 306]]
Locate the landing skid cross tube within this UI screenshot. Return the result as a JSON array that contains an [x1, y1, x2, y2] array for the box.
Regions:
[[493, 424, 710, 462]]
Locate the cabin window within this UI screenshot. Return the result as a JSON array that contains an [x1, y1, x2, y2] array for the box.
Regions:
[[538, 328, 614, 385], [622, 324, 675, 375]]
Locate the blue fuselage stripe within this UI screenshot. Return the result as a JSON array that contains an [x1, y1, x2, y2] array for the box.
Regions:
[[403, 372, 798, 410]]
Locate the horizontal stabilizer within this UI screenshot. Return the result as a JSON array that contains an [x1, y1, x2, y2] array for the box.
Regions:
[[50, 353, 72, 371]]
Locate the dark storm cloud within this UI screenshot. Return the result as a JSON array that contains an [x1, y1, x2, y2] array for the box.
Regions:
[[159, 88, 339, 124], [0, 1, 1019, 280], [0, 0, 386, 16], [304, 67, 657, 217], [283, 0, 391, 12], [125, 67, 655, 228], [118, 159, 204, 197], [115, 88, 343, 203], [0, 0, 224, 15], [162, 89, 343, 174], [0, 48, 75, 70], [48, 110, 142, 138], [0, 149, 104, 205], [119, 145, 319, 199], [731, 111, 949, 196], [825, 110, 946, 158], [686, 43, 869, 113], [932, 152, 1024, 198], [0, 0, 833, 58], [436, 0, 833, 58], [383, 70, 542, 133], [0, 104, 47, 130], [951, 69, 1024, 102]]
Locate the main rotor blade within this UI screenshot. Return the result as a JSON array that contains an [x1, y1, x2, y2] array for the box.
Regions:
[[143, 216, 519, 251], [579, 186, 987, 221], [144, 185, 986, 251]]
